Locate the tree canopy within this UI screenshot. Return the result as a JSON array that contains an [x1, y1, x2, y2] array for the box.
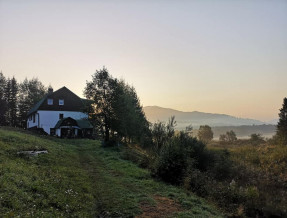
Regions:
[[197, 125, 213, 143], [84, 67, 150, 144]]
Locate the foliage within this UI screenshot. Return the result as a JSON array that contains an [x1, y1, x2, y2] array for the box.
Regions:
[[84, 67, 115, 142], [0, 72, 7, 125], [151, 121, 167, 151], [249, 133, 265, 145], [84, 68, 150, 144], [0, 72, 49, 128], [4, 77, 18, 126], [151, 116, 176, 152], [18, 78, 47, 128], [219, 134, 226, 143], [152, 131, 214, 184], [197, 125, 213, 143], [206, 141, 287, 217], [185, 124, 193, 136], [111, 80, 150, 144], [276, 97, 287, 145], [219, 130, 237, 143], [153, 140, 187, 184], [226, 130, 237, 142]]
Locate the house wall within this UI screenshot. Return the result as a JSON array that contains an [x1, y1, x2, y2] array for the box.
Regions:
[[27, 113, 39, 129], [27, 110, 88, 135], [56, 129, 61, 137]]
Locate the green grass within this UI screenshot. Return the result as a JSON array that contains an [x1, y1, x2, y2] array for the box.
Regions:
[[0, 127, 221, 217]]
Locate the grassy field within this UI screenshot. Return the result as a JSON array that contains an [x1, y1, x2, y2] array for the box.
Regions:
[[207, 140, 287, 216], [0, 127, 221, 217]]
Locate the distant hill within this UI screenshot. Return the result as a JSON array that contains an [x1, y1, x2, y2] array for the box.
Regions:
[[143, 106, 266, 129]]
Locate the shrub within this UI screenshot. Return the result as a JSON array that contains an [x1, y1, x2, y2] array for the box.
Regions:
[[152, 140, 186, 184], [209, 149, 233, 181], [152, 132, 213, 185]]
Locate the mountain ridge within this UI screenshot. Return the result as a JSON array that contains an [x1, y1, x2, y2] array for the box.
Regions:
[[143, 106, 267, 129]]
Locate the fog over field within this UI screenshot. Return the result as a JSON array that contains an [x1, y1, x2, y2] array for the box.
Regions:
[[144, 106, 276, 138]]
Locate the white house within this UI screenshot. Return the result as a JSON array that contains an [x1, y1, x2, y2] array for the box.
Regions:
[[27, 87, 93, 138]]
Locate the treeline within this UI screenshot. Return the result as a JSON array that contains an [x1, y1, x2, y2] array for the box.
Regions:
[[0, 72, 49, 127]]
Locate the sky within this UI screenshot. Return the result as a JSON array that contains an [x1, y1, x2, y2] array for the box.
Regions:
[[0, 0, 286, 121]]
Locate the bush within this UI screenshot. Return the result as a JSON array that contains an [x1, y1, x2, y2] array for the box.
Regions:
[[209, 149, 233, 180], [152, 141, 186, 184], [152, 132, 213, 185]]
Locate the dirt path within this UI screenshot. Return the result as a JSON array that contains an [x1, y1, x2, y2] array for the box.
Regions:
[[137, 195, 182, 218]]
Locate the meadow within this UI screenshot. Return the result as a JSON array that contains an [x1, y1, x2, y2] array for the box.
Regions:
[[0, 127, 221, 217], [207, 139, 287, 217]]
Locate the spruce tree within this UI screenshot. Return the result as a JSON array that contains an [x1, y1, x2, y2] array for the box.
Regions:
[[4, 78, 11, 125], [10, 77, 18, 126], [0, 72, 7, 125], [277, 97, 287, 145], [4, 77, 18, 126]]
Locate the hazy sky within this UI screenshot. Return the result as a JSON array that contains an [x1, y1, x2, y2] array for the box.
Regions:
[[0, 0, 286, 121]]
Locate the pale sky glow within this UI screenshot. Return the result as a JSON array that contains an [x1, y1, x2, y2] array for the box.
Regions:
[[0, 0, 286, 121]]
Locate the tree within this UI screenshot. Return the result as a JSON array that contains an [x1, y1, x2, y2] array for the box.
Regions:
[[9, 77, 18, 126], [4, 77, 18, 126], [84, 67, 115, 142], [185, 124, 193, 137], [152, 121, 167, 152], [226, 130, 237, 142], [249, 133, 264, 145], [276, 97, 287, 145], [219, 134, 227, 143], [197, 125, 213, 143], [151, 116, 177, 152], [0, 72, 7, 125], [111, 79, 150, 143], [84, 67, 150, 144], [18, 78, 47, 127]]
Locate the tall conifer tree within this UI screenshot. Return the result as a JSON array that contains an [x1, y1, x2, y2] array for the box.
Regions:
[[277, 97, 287, 145], [0, 72, 7, 125]]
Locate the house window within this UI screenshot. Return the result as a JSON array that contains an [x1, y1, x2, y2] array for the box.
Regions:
[[59, 113, 64, 119], [33, 114, 35, 123], [47, 99, 53, 105], [59, 99, 64, 105]]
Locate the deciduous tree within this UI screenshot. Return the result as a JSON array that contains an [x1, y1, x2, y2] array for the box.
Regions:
[[84, 68, 150, 144], [84, 67, 115, 142], [226, 130, 237, 142], [18, 78, 47, 127], [197, 125, 213, 143]]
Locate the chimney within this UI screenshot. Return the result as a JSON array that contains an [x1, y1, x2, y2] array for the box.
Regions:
[[48, 87, 53, 94]]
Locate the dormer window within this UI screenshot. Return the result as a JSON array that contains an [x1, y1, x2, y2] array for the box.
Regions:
[[47, 99, 53, 105], [59, 99, 64, 105]]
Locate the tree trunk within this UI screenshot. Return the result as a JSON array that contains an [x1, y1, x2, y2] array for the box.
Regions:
[[104, 114, 109, 142]]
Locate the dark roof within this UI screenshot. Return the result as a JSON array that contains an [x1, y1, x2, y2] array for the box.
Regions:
[[27, 94, 49, 116], [28, 87, 91, 116], [54, 117, 93, 129]]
